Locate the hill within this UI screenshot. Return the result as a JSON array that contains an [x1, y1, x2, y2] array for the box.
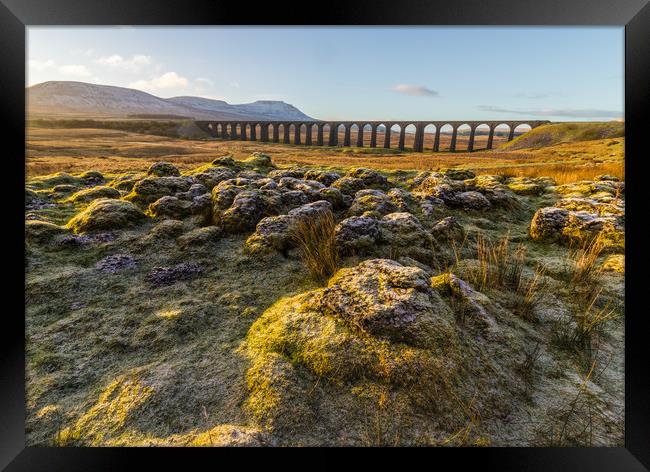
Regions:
[[26, 81, 315, 121], [499, 122, 624, 150]]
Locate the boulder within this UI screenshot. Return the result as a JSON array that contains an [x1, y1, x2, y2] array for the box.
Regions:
[[379, 212, 433, 261], [79, 170, 105, 184], [430, 216, 465, 243], [147, 161, 180, 177], [67, 185, 121, 203], [66, 199, 146, 234], [348, 189, 397, 217], [530, 206, 624, 251], [303, 170, 341, 186], [345, 168, 389, 189], [242, 152, 275, 170], [320, 259, 455, 346], [245, 215, 295, 254], [317, 187, 346, 210], [387, 188, 417, 212], [454, 191, 491, 210], [191, 167, 237, 191], [124, 176, 193, 206], [148, 196, 193, 219], [331, 176, 366, 196], [268, 168, 306, 180], [216, 190, 269, 233], [334, 215, 380, 255], [245, 201, 334, 254]]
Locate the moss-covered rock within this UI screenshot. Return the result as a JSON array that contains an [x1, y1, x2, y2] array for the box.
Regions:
[[334, 215, 380, 256], [124, 176, 193, 206], [79, 170, 105, 184], [66, 186, 121, 203], [348, 189, 397, 218], [147, 196, 193, 219], [331, 176, 366, 196], [346, 168, 389, 189], [243, 259, 463, 436], [147, 162, 181, 177], [379, 212, 433, 262], [26, 220, 68, 243], [176, 226, 222, 251], [242, 152, 275, 170], [66, 199, 146, 233], [529, 206, 624, 251]]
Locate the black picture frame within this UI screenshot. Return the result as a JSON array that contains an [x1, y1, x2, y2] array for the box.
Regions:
[[3, 0, 649, 469]]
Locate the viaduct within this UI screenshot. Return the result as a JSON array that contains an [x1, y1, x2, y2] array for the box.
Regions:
[[195, 120, 550, 152]]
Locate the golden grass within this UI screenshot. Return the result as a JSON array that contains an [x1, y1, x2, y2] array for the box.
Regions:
[[289, 210, 339, 284], [26, 126, 624, 185]]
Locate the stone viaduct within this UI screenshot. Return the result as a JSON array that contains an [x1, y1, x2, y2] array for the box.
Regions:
[[195, 120, 550, 152]]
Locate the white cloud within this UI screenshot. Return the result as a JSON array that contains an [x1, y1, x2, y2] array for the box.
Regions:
[[393, 84, 439, 97], [129, 72, 189, 93], [229, 81, 240, 88], [57, 64, 92, 78], [95, 54, 154, 72], [196, 77, 214, 86], [29, 59, 55, 71]]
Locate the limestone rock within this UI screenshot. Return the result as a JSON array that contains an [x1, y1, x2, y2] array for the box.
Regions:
[[320, 259, 455, 347], [335, 215, 380, 255], [66, 199, 146, 234], [147, 161, 180, 177]]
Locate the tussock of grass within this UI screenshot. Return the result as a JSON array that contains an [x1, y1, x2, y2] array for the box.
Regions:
[[289, 210, 339, 284], [567, 235, 605, 286]]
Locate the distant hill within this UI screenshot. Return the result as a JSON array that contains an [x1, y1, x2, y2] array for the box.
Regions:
[[500, 122, 624, 150], [26, 81, 316, 121]]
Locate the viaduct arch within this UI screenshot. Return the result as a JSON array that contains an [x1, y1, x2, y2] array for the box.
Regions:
[[197, 120, 550, 152]]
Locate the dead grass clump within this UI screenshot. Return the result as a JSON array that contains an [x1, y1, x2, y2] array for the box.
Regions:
[[289, 210, 339, 284], [512, 267, 548, 322], [567, 235, 605, 286], [553, 290, 619, 357]]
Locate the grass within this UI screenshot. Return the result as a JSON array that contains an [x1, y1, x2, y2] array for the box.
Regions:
[[26, 124, 623, 185], [289, 209, 339, 284], [501, 122, 624, 151], [553, 289, 619, 359], [567, 235, 605, 287]]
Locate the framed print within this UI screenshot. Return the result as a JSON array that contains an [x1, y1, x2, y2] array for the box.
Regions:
[[2, 0, 649, 469]]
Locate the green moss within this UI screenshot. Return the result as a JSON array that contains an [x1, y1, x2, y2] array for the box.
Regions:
[[66, 199, 146, 233], [66, 186, 121, 204]]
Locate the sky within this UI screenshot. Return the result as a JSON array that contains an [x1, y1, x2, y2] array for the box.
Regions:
[[27, 27, 624, 121]]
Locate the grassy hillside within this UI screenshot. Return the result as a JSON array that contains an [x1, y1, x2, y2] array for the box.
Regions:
[[500, 122, 624, 151], [28, 119, 210, 140]]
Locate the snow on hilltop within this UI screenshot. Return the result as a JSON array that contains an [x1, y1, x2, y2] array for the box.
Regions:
[[27, 81, 316, 121]]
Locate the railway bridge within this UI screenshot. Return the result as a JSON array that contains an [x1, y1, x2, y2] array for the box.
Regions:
[[195, 120, 550, 152]]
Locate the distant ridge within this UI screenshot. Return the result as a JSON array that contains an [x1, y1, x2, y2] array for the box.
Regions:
[[26, 81, 316, 121]]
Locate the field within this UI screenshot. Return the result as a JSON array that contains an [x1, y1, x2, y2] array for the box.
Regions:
[[27, 122, 624, 184], [25, 121, 625, 447]]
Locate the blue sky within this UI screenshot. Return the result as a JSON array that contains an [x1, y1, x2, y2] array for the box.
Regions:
[[27, 27, 624, 121]]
